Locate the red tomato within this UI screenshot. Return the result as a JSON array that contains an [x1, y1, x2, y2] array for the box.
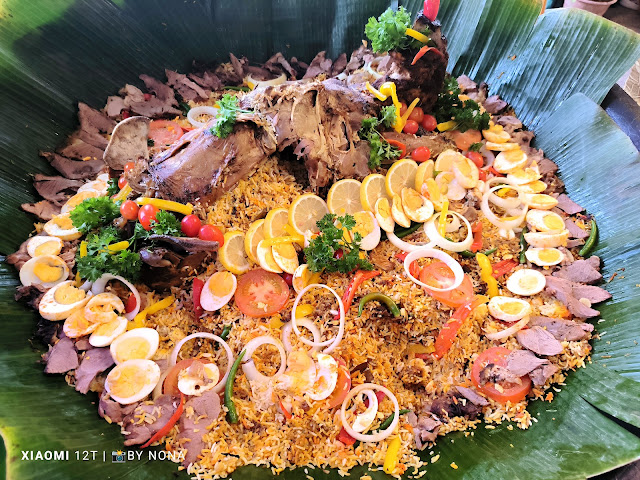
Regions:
[[478, 169, 487, 181], [281, 273, 293, 286], [403, 119, 419, 135], [421, 114, 437, 132], [411, 146, 431, 163], [119, 200, 139, 221], [163, 358, 210, 396], [419, 261, 473, 308], [138, 204, 159, 231], [337, 427, 356, 446], [471, 347, 532, 403], [181, 214, 202, 237], [466, 151, 484, 168], [334, 249, 344, 260], [149, 120, 184, 146], [451, 129, 482, 151], [123, 161, 136, 173], [399, 102, 408, 116], [324, 365, 352, 408], [198, 224, 224, 245], [235, 269, 290, 317], [424, 0, 441, 21], [408, 107, 424, 123], [124, 293, 137, 314], [117, 175, 127, 190], [386, 139, 407, 159]]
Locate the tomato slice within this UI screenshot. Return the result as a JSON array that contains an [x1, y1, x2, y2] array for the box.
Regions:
[[451, 129, 482, 151], [419, 261, 473, 308], [324, 365, 352, 408], [235, 269, 290, 317], [471, 347, 532, 404], [163, 358, 210, 396], [149, 120, 184, 146]]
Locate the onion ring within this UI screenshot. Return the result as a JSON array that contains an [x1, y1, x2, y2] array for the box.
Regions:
[[482, 185, 528, 231], [291, 284, 344, 354], [424, 211, 473, 252], [246, 73, 286, 90], [403, 248, 465, 292], [169, 332, 234, 394], [281, 318, 321, 353], [91, 274, 141, 321], [444, 212, 461, 233], [480, 144, 495, 167], [485, 316, 530, 341], [187, 105, 219, 127], [340, 383, 399, 442], [241, 336, 287, 383], [350, 389, 379, 433]]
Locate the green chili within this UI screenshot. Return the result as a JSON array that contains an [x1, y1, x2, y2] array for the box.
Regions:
[[373, 409, 411, 432], [220, 324, 232, 341], [460, 247, 497, 258], [358, 292, 401, 317], [519, 226, 528, 263], [578, 219, 598, 257], [396, 222, 423, 239], [223, 85, 251, 92], [224, 349, 246, 424]]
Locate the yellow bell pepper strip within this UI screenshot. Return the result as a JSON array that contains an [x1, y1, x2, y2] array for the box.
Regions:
[[113, 184, 132, 203], [75, 240, 89, 286], [438, 200, 449, 237], [405, 27, 429, 44], [383, 436, 402, 474], [437, 120, 457, 132], [400, 98, 420, 126], [476, 253, 499, 297], [270, 317, 285, 329], [107, 241, 130, 253], [295, 304, 315, 318], [365, 81, 388, 101], [261, 234, 305, 247], [130, 295, 175, 329], [136, 197, 193, 216], [379, 82, 404, 132]]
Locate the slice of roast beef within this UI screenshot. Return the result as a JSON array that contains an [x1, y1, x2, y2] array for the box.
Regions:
[[564, 218, 589, 239], [553, 259, 602, 284], [516, 326, 564, 356], [59, 244, 77, 270], [407, 411, 442, 449], [303, 51, 333, 78], [331, 53, 348, 76], [44, 336, 79, 374], [538, 158, 558, 175], [165, 69, 210, 102], [15, 284, 47, 309], [75, 347, 115, 394], [495, 115, 522, 134], [455, 386, 489, 406], [263, 52, 297, 79], [505, 349, 549, 376], [566, 239, 585, 248], [74, 337, 92, 351], [178, 390, 222, 465], [188, 70, 223, 91], [33, 174, 84, 203], [529, 363, 559, 386], [147, 235, 220, 254], [529, 316, 594, 342], [545, 276, 602, 318], [41, 151, 105, 180], [58, 134, 104, 161], [21, 200, 60, 221], [99, 391, 138, 424], [77, 102, 116, 149], [556, 194, 584, 214], [457, 75, 477, 92], [122, 395, 180, 446], [430, 393, 480, 419], [105, 96, 126, 118], [7, 238, 31, 271], [483, 95, 507, 114]]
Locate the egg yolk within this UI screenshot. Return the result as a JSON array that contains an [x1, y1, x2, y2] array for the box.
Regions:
[[34, 260, 64, 282], [543, 215, 565, 231], [54, 284, 85, 304], [109, 364, 148, 399], [402, 188, 424, 211], [377, 198, 392, 218], [209, 272, 235, 297], [501, 301, 526, 315], [115, 338, 150, 362], [539, 248, 562, 263], [93, 317, 121, 336], [64, 310, 93, 337], [34, 241, 60, 256], [523, 181, 547, 193], [531, 194, 557, 208], [53, 215, 74, 230], [517, 276, 539, 291], [65, 191, 97, 210], [353, 212, 374, 238]]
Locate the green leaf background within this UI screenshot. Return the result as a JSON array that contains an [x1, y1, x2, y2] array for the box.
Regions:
[[1, 0, 639, 479]]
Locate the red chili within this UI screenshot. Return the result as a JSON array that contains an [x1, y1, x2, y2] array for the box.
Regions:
[[140, 394, 185, 449], [470, 222, 483, 253], [124, 294, 137, 314], [424, 0, 441, 21], [337, 270, 381, 319], [411, 46, 443, 65], [278, 398, 293, 421], [433, 296, 485, 359], [337, 426, 356, 446], [385, 139, 407, 159], [488, 166, 505, 177], [192, 278, 205, 318], [395, 252, 419, 278], [492, 259, 519, 278]]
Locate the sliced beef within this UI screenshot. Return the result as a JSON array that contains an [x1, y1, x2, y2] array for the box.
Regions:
[[511, 130, 535, 152], [75, 347, 115, 394], [33, 174, 83, 203], [34, 317, 61, 346], [105, 96, 126, 118], [331, 53, 348, 76], [461, 205, 478, 223], [407, 411, 442, 449], [303, 51, 333, 78], [544, 276, 609, 318], [529, 363, 559, 386], [529, 316, 594, 342], [457, 75, 477, 92], [129, 74, 182, 117], [178, 390, 222, 465], [147, 235, 220, 253], [122, 395, 180, 446], [44, 336, 78, 374], [455, 386, 489, 406], [483, 95, 507, 114], [495, 115, 522, 133], [556, 194, 584, 215], [263, 52, 297, 79], [77, 102, 115, 149], [7, 238, 31, 271], [571, 284, 611, 304], [566, 239, 585, 248], [21, 200, 60, 221], [103, 116, 150, 171], [538, 158, 558, 176], [505, 349, 549, 376], [99, 391, 138, 423], [59, 243, 77, 270], [289, 57, 310, 78], [41, 151, 105, 180], [383, 131, 454, 158], [430, 393, 480, 419], [516, 326, 564, 356], [58, 134, 104, 161], [15, 284, 47, 309], [564, 218, 588, 239], [188, 71, 223, 91], [553, 259, 602, 284], [478, 363, 520, 386], [165, 69, 210, 102], [74, 337, 92, 351]]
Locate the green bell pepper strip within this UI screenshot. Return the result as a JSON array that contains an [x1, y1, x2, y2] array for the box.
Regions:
[[358, 292, 401, 317], [373, 409, 412, 433], [579, 219, 598, 257], [381, 222, 422, 241], [225, 349, 246, 424], [220, 324, 232, 341], [459, 247, 497, 258], [519, 226, 528, 263], [223, 85, 251, 92]]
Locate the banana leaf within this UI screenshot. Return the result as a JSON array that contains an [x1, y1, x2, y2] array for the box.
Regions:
[[1, 0, 640, 479]]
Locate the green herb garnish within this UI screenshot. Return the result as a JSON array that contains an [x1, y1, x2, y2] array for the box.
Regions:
[[76, 227, 142, 282], [70, 196, 120, 233], [359, 111, 401, 170], [365, 7, 425, 54], [179, 101, 191, 116], [150, 210, 183, 236], [209, 94, 251, 139], [106, 178, 119, 196], [469, 142, 483, 152], [304, 214, 373, 274], [147, 138, 155, 147], [433, 77, 490, 132]]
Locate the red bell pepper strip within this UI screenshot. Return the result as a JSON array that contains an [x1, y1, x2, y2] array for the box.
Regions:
[[488, 166, 505, 177], [192, 278, 205, 318], [385, 139, 407, 159], [434, 296, 486, 359], [395, 252, 419, 278], [140, 394, 185, 448], [478, 169, 487, 181], [278, 398, 293, 421], [424, 0, 440, 21], [336, 270, 381, 319], [470, 222, 483, 253], [491, 259, 519, 278], [125, 294, 137, 314], [411, 46, 443, 65], [337, 426, 357, 446]]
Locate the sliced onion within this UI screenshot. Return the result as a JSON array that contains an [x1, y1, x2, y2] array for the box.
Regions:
[[169, 332, 234, 393], [351, 389, 379, 433], [241, 336, 287, 383], [291, 284, 344, 354], [364, 61, 384, 80], [485, 316, 530, 341], [480, 144, 495, 167], [446, 178, 466, 201], [80, 280, 93, 292], [187, 105, 219, 127], [403, 248, 465, 292], [386, 231, 434, 252], [91, 274, 140, 321], [424, 211, 473, 252], [444, 213, 461, 233], [246, 73, 286, 90], [282, 318, 321, 353], [340, 383, 400, 442], [152, 369, 171, 400], [482, 185, 528, 231]]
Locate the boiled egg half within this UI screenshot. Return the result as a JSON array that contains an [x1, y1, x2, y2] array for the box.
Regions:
[[178, 360, 220, 396], [20, 255, 69, 288], [110, 327, 159, 364], [307, 353, 338, 401], [89, 316, 128, 347], [272, 243, 299, 274], [374, 197, 395, 233], [351, 211, 381, 250], [401, 188, 434, 223], [39, 280, 91, 321], [64, 309, 98, 338], [525, 247, 565, 267], [524, 229, 569, 248], [201, 271, 237, 311], [105, 359, 161, 405], [506, 269, 547, 296], [526, 209, 565, 233], [43, 214, 82, 241], [27, 236, 63, 257], [488, 296, 532, 322]]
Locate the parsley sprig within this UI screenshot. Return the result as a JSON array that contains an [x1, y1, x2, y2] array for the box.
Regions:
[[359, 106, 401, 169], [209, 94, 252, 139], [70, 196, 120, 233], [304, 214, 373, 274], [433, 77, 490, 132], [76, 227, 142, 282], [365, 7, 428, 53]]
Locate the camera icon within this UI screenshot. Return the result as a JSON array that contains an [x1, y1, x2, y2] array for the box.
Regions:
[[111, 451, 126, 463]]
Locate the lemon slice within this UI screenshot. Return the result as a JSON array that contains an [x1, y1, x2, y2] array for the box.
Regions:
[[272, 243, 299, 274], [288, 193, 329, 235], [219, 231, 251, 275], [244, 219, 265, 264], [264, 208, 290, 239], [414, 160, 435, 192], [256, 240, 283, 273], [360, 174, 388, 212], [391, 195, 411, 228], [327, 179, 363, 215], [292, 264, 320, 294], [374, 197, 395, 233], [385, 159, 418, 198], [434, 149, 465, 173]]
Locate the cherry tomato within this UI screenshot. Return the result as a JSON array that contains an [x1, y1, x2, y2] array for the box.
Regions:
[[163, 358, 211, 396], [181, 214, 202, 237], [421, 114, 437, 132], [451, 129, 482, 151], [337, 426, 356, 445], [478, 169, 487, 181], [123, 161, 136, 173], [419, 261, 474, 308], [138, 204, 159, 231], [324, 364, 351, 408], [281, 273, 293, 286], [408, 106, 424, 124], [117, 175, 127, 190], [119, 200, 139, 221], [235, 269, 290, 317], [149, 120, 184, 146], [471, 347, 532, 403], [124, 293, 137, 314], [198, 224, 224, 245], [466, 151, 484, 168], [411, 146, 431, 163], [334, 249, 344, 260], [399, 102, 408, 116], [403, 119, 419, 135]]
